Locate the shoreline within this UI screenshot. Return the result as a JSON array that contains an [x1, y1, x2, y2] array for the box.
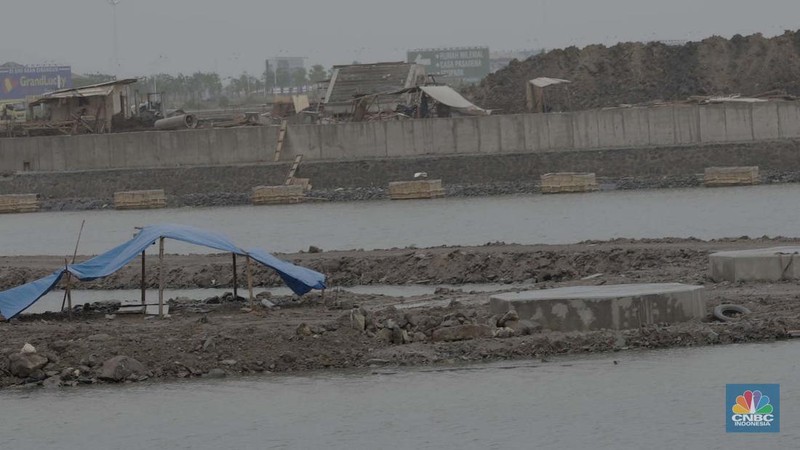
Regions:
[[2, 237, 799, 390], [29, 171, 800, 212]]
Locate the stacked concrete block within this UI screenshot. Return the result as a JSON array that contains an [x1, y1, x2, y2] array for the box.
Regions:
[[388, 180, 445, 200], [704, 166, 759, 187], [113, 190, 167, 210], [251, 185, 305, 205], [540, 172, 598, 194], [490, 283, 706, 332], [0, 194, 39, 213]]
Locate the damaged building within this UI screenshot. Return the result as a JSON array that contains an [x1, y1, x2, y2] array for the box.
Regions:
[[27, 78, 137, 135]]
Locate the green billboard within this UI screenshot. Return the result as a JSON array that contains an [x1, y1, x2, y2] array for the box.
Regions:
[[407, 47, 490, 85]]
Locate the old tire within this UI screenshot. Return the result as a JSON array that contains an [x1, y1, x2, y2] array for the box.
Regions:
[[713, 304, 751, 322]]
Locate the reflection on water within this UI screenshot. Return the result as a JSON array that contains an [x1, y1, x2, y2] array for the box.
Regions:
[[3, 184, 800, 256], [1, 342, 798, 449]]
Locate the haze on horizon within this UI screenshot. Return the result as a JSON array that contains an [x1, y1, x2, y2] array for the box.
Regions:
[[2, 0, 797, 78]]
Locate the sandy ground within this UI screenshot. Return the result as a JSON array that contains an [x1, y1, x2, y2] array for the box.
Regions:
[[2, 237, 799, 389]]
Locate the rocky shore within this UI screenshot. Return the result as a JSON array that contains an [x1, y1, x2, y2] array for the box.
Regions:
[[33, 171, 800, 212], [2, 237, 800, 390]]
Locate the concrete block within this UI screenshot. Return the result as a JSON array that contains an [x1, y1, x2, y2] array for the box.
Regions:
[[647, 106, 676, 146], [540, 172, 598, 194], [388, 179, 445, 200], [476, 116, 501, 154], [571, 110, 600, 149], [723, 103, 755, 141], [523, 113, 550, 152], [699, 105, 727, 143], [454, 117, 481, 154], [546, 114, 574, 149], [620, 108, 650, 146], [751, 102, 780, 141], [673, 105, 701, 144], [710, 247, 800, 282], [489, 283, 706, 332], [252, 184, 304, 205], [704, 166, 759, 187], [777, 102, 800, 138], [113, 190, 167, 210], [597, 109, 625, 148], [498, 114, 526, 153], [0, 194, 39, 213]]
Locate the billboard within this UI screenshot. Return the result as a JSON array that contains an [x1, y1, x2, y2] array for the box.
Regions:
[[0, 65, 72, 101], [407, 47, 490, 84]]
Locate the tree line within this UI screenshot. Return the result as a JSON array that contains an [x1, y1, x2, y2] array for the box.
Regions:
[[73, 64, 330, 109]]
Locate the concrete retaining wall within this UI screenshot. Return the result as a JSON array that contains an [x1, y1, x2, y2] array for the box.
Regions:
[[1, 102, 799, 173]]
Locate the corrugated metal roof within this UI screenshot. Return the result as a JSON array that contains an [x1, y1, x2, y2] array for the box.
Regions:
[[324, 63, 423, 105], [30, 78, 137, 105]]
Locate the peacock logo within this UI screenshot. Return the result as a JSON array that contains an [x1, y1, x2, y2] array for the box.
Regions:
[[727, 385, 779, 433], [732, 390, 773, 415]]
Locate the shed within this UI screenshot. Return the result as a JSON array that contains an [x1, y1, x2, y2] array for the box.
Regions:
[[28, 78, 137, 133]]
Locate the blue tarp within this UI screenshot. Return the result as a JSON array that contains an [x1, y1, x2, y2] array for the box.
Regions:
[[0, 224, 326, 319]]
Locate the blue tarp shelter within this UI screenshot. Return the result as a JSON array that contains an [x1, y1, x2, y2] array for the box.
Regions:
[[0, 224, 326, 320]]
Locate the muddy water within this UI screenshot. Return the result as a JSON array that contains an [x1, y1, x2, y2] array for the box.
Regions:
[[3, 184, 800, 256], [2, 341, 798, 449]]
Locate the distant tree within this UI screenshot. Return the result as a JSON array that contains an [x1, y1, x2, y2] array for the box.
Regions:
[[308, 64, 327, 83], [292, 67, 308, 87], [275, 67, 292, 88], [73, 73, 116, 87]]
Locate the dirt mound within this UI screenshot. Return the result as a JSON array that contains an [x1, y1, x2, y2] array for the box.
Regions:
[[468, 31, 800, 114]]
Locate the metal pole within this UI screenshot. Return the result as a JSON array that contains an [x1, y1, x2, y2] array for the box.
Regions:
[[232, 253, 238, 299], [141, 250, 146, 306], [158, 237, 165, 318], [64, 258, 73, 320], [246, 255, 254, 307]]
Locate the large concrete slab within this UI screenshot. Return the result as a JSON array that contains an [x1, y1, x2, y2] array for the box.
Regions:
[[490, 283, 706, 332], [710, 246, 800, 282]]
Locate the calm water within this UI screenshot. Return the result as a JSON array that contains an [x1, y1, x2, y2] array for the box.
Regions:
[[1, 341, 797, 449], [2, 184, 800, 256]]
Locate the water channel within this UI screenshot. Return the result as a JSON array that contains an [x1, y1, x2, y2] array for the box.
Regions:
[[3, 184, 800, 256], [1, 341, 797, 449]]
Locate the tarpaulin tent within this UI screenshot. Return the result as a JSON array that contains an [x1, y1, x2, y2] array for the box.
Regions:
[[0, 224, 326, 320]]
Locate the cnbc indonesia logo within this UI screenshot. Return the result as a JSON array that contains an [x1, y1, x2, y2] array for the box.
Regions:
[[727, 385, 780, 433]]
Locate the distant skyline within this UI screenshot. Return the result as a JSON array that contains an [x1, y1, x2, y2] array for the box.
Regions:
[[1, 0, 797, 78]]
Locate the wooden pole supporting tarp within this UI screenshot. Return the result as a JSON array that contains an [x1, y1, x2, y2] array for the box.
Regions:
[[141, 251, 146, 308], [232, 253, 238, 299], [246, 255, 254, 307], [158, 237, 165, 318]]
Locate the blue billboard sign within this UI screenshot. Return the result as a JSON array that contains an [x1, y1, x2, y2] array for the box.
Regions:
[[0, 66, 72, 101]]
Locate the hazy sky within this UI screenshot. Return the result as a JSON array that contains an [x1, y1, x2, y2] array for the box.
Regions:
[[2, 0, 797, 78]]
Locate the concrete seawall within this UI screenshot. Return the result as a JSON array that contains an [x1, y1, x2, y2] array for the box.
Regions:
[[2, 139, 799, 204], [2, 102, 800, 173]]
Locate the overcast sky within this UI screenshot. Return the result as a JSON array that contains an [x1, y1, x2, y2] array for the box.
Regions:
[[2, 0, 797, 78]]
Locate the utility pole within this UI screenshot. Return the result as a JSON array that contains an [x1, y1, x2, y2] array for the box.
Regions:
[[108, 0, 121, 76]]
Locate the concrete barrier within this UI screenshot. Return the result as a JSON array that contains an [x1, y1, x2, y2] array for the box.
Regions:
[[113, 190, 167, 210], [709, 247, 800, 282], [252, 185, 305, 205], [388, 179, 445, 200], [3, 102, 799, 174], [540, 172, 598, 194], [704, 166, 759, 187], [489, 283, 706, 332], [0, 194, 39, 213], [287, 178, 312, 192]]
